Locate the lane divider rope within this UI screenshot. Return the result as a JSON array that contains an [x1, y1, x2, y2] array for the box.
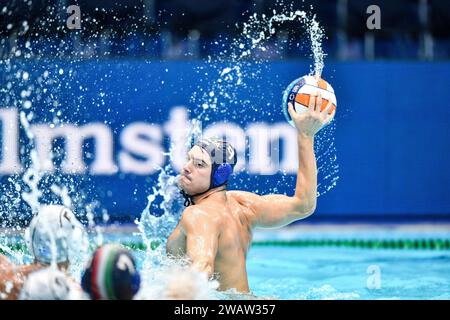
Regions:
[[2, 238, 450, 255]]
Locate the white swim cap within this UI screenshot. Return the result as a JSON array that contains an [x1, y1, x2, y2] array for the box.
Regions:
[[24, 205, 87, 264], [19, 268, 74, 300]]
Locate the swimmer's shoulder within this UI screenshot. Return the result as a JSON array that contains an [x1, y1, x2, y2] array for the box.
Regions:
[[180, 205, 222, 231], [0, 255, 32, 279], [16, 263, 44, 277], [0, 253, 13, 268], [226, 190, 260, 226], [227, 190, 261, 204], [0, 258, 39, 300], [0, 254, 15, 286]]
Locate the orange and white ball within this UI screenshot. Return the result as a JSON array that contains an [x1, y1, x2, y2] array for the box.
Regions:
[[282, 75, 337, 127]]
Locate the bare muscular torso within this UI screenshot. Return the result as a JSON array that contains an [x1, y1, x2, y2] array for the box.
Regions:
[[167, 190, 256, 293]]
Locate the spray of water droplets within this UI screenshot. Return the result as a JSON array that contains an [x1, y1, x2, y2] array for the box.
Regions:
[[0, 1, 117, 280], [187, 8, 337, 198]]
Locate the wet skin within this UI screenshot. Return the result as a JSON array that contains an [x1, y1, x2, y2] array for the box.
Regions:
[[0, 254, 71, 299]]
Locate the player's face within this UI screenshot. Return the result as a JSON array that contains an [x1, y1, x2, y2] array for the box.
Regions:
[[178, 146, 212, 195]]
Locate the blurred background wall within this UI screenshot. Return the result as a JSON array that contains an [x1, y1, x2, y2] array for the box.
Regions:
[[0, 1, 449, 223]]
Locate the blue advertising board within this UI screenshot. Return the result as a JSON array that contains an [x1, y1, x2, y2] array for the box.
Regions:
[[1, 60, 449, 222]]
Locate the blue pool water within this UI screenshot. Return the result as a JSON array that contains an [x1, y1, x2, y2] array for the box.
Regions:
[[246, 246, 450, 299], [2, 226, 450, 300], [116, 225, 450, 300]]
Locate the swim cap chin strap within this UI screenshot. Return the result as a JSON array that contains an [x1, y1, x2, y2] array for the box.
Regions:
[[181, 189, 195, 207], [181, 138, 237, 207]]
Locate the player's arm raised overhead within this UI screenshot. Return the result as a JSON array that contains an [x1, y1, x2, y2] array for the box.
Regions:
[[231, 91, 335, 228]]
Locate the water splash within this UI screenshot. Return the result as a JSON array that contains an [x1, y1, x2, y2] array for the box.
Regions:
[[315, 121, 340, 197], [0, 70, 92, 280], [19, 110, 42, 215], [240, 10, 325, 77], [137, 165, 182, 249], [188, 8, 337, 199], [298, 284, 360, 300], [190, 9, 327, 121], [135, 260, 220, 300], [136, 117, 202, 258], [135, 163, 183, 290]]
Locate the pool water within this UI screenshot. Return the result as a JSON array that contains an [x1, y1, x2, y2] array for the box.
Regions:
[[2, 225, 450, 300], [246, 246, 450, 299]]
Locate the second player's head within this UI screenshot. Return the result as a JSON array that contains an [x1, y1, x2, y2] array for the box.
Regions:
[[81, 244, 141, 300], [24, 204, 87, 267]]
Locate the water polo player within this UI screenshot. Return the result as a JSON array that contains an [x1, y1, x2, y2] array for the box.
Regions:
[[0, 204, 87, 299], [167, 91, 335, 293]]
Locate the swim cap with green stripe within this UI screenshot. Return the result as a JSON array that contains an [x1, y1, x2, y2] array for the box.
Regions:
[[81, 244, 140, 300]]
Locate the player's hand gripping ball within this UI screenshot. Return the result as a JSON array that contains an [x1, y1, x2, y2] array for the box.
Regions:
[[282, 75, 336, 135]]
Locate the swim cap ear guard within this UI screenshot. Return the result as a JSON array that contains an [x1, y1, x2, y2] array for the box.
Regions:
[[212, 163, 233, 187]]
